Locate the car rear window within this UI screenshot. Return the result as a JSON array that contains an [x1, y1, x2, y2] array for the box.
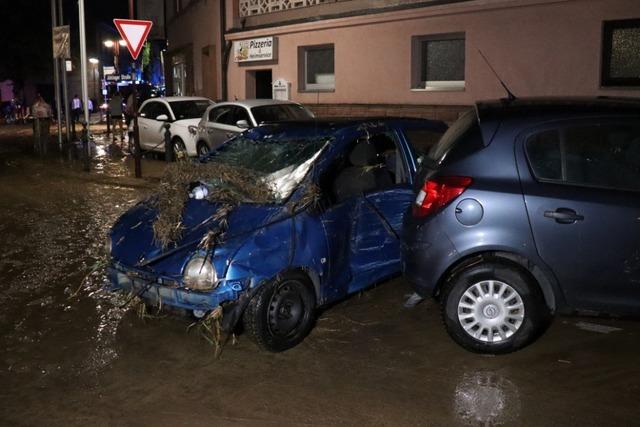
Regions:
[[420, 109, 477, 166], [525, 122, 640, 191]]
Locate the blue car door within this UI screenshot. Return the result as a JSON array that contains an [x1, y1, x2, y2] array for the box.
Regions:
[[518, 119, 640, 314], [348, 131, 417, 292]]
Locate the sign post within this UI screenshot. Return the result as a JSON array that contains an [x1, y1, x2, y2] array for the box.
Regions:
[[113, 18, 152, 179]]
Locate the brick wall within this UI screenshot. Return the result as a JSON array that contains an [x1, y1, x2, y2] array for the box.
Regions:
[[306, 103, 471, 124]]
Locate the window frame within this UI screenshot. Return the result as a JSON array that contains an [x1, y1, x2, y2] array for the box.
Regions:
[[601, 18, 640, 88], [411, 32, 466, 91], [298, 44, 335, 92]]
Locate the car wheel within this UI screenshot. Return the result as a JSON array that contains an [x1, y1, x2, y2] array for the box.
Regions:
[[196, 141, 210, 157], [441, 261, 549, 354], [173, 137, 187, 159], [243, 272, 316, 352]]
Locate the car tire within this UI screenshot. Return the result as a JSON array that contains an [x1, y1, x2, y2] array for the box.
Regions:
[[243, 272, 316, 352], [173, 137, 186, 158], [441, 261, 549, 354], [196, 141, 210, 157]]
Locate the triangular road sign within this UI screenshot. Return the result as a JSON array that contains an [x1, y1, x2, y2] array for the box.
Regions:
[[113, 19, 153, 60]]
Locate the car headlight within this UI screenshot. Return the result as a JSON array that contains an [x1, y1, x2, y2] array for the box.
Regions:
[[183, 255, 218, 290]]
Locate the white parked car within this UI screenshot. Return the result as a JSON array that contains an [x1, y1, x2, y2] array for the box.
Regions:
[[134, 96, 214, 157], [195, 99, 314, 156]]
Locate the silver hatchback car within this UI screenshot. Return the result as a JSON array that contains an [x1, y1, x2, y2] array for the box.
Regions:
[[195, 99, 314, 156]]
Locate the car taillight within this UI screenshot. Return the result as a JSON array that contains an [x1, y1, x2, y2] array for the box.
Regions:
[[412, 176, 472, 218]]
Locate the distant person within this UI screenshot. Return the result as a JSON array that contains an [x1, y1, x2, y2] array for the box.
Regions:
[[87, 98, 94, 114], [71, 94, 82, 128], [32, 94, 52, 155], [125, 92, 135, 126], [108, 93, 124, 142]]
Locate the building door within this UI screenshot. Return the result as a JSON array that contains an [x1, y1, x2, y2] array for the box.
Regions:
[[201, 45, 217, 100], [246, 70, 272, 99]]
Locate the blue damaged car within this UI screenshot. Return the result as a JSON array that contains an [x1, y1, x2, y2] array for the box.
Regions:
[[106, 118, 447, 351]]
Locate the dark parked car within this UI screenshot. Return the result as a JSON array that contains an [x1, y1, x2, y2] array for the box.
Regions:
[[107, 118, 447, 352], [402, 98, 640, 354]]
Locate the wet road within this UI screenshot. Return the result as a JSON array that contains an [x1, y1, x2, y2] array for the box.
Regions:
[[1, 126, 639, 426]]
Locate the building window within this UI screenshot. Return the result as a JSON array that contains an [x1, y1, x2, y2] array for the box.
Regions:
[[172, 55, 187, 96], [602, 19, 640, 87], [412, 33, 465, 90], [299, 44, 335, 91]]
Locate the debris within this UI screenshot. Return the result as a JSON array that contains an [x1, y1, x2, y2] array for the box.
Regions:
[[403, 292, 425, 308], [575, 321, 622, 334]]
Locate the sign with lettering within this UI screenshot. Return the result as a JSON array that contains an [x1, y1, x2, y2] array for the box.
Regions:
[[233, 37, 276, 63]]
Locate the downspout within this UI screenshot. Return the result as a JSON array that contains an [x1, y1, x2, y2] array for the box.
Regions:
[[220, 0, 229, 101]]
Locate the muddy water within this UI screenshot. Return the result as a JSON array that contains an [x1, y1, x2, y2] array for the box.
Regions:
[[1, 127, 639, 426]]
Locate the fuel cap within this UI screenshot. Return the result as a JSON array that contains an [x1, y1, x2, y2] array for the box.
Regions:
[[455, 198, 483, 226]]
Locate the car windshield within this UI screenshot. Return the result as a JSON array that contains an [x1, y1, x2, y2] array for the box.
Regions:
[[169, 100, 211, 120], [251, 104, 314, 124], [206, 134, 331, 202]]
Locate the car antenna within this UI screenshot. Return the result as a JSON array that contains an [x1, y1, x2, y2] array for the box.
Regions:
[[478, 49, 516, 102]]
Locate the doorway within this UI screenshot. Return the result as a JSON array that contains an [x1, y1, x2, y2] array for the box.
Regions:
[[247, 69, 272, 99]]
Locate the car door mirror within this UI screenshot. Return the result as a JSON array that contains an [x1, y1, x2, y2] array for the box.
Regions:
[[156, 114, 169, 121], [236, 119, 250, 129]]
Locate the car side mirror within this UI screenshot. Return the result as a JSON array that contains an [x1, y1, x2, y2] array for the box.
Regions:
[[236, 119, 250, 129], [156, 114, 169, 121]]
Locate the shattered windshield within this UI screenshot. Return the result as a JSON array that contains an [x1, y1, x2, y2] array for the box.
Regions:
[[205, 134, 332, 202]]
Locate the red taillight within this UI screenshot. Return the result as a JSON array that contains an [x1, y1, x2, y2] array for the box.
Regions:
[[412, 176, 472, 218]]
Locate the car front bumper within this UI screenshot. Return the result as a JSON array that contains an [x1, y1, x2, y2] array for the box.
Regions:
[[107, 263, 247, 313]]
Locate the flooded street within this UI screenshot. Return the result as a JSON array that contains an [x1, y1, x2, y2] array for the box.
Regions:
[[1, 126, 639, 426]]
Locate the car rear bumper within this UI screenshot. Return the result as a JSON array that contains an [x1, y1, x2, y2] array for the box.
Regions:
[[401, 219, 459, 298], [106, 263, 247, 313]]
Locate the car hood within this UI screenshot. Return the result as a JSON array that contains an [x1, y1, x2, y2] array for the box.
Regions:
[[110, 198, 288, 269]]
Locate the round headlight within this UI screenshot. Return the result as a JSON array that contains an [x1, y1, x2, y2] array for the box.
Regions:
[[183, 255, 217, 290]]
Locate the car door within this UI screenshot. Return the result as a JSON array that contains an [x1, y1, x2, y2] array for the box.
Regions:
[[206, 105, 243, 148], [518, 118, 640, 314], [349, 131, 417, 292], [149, 102, 172, 152], [137, 102, 157, 149]]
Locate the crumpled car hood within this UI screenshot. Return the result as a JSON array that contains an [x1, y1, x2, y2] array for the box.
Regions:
[[110, 198, 287, 269]]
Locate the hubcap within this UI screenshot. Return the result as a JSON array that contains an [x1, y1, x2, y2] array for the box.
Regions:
[[457, 280, 525, 343], [267, 282, 304, 338]]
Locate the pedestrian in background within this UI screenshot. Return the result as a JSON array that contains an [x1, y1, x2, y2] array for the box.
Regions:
[[108, 93, 124, 142], [31, 94, 52, 155]]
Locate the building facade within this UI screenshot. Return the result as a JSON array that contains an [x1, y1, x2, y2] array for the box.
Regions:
[[165, 0, 640, 119]]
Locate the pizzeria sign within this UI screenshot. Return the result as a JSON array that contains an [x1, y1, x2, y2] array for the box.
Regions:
[[233, 37, 277, 63]]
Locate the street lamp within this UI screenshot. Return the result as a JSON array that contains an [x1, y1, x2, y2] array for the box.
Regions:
[[89, 57, 99, 100], [103, 39, 125, 74]]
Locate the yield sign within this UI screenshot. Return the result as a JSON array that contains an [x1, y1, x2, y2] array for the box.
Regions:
[[113, 19, 153, 60]]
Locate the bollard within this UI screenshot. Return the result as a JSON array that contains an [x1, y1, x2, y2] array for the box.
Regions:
[[106, 110, 111, 135], [164, 122, 174, 163], [81, 121, 90, 172]]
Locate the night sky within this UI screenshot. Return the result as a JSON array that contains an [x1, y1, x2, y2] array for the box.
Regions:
[[0, 0, 130, 86]]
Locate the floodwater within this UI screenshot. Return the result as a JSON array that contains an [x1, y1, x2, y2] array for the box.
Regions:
[[1, 125, 639, 426]]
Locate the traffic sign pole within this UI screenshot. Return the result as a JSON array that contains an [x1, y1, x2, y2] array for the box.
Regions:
[[113, 18, 153, 179]]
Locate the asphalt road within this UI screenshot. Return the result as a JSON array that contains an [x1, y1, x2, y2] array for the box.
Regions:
[[0, 125, 639, 426]]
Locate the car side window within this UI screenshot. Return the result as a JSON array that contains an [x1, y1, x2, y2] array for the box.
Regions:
[[209, 106, 232, 124], [526, 130, 562, 181], [525, 123, 640, 191], [233, 107, 251, 125], [139, 102, 156, 118], [155, 103, 171, 120]]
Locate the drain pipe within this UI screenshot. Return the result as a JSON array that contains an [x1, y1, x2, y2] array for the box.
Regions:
[[220, 0, 229, 101]]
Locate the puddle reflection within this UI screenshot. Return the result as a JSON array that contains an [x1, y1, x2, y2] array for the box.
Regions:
[[454, 371, 521, 426]]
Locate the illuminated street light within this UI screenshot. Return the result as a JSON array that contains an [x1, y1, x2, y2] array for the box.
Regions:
[[89, 57, 99, 64], [104, 40, 114, 48], [118, 39, 127, 47]]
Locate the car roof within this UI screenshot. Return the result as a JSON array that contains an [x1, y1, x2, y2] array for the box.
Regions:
[[213, 99, 301, 109], [475, 97, 640, 122], [255, 117, 447, 133]]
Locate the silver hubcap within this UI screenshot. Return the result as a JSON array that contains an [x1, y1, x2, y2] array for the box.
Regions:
[[457, 280, 525, 343]]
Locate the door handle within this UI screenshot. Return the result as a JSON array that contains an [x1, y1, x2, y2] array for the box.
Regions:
[[544, 208, 584, 224], [226, 132, 235, 138]]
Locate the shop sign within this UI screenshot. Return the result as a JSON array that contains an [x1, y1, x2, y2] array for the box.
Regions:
[[105, 74, 133, 82], [233, 37, 276, 63]]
